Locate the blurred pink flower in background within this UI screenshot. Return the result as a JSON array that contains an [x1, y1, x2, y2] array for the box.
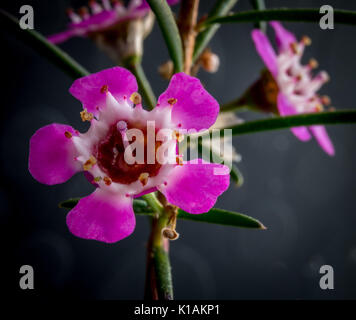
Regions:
[[252, 22, 335, 156]]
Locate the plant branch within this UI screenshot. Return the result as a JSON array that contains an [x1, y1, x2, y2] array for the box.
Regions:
[[143, 193, 173, 300], [178, 0, 200, 74]]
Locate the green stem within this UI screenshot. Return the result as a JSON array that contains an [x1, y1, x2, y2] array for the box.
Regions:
[[219, 110, 356, 136], [146, 0, 184, 73], [143, 193, 173, 300], [203, 8, 356, 26], [193, 0, 238, 62], [0, 10, 89, 79], [142, 193, 164, 215], [153, 245, 173, 300], [123, 56, 157, 110], [251, 0, 266, 32]]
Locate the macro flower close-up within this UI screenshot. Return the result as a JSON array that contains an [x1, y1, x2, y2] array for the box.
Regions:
[[47, 0, 179, 44], [2, 0, 356, 306], [252, 22, 334, 155], [29, 67, 229, 243]]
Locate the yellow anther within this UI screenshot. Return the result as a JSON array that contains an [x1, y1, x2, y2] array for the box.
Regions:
[[100, 84, 108, 94], [167, 98, 177, 106], [80, 108, 94, 122], [130, 92, 142, 105], [290, 42, 299, 54], [138, 172, 149, 186], [176, 155, 183, 166], [321, 95, 331, 106], [309, 58, 319, 69], [172, 130, 184, 142], [64, 131, 72, 139], [315, 104, 324, 112], [94, 176, 102, 182], [83, 155, 97, 171], [301, 35, 312, 46], [103, 176, 112, 186]]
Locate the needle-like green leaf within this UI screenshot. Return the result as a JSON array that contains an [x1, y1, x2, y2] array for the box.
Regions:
[[207, 111, 356, 137], [59, 198, 153, 215], [250, 0, 266, 32], [59, 198, 265, 229], [0, 9, 89, 79], [193, 0, 238, 62]]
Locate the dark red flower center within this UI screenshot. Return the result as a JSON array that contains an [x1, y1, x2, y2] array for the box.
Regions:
[[96, 121, 162, 185]]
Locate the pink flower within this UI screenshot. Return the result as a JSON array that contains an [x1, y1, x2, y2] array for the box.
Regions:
[[252, 22, 335, 156], [47, 0, 179, 44], [29, 67, 230, 243]]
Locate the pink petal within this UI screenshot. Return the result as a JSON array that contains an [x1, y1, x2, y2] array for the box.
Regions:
[[69, 67, 138, 114], [309, 125, 335, 156], [270, 21, 297, 52], [66, 189, 135, 243], [277, 93, 312, 142], [47, 30, 76, 44], [29, 124, 80, 185], [158, 160, 230, 214], [157, 73, 219, 131], [251, 29, 278, 77]]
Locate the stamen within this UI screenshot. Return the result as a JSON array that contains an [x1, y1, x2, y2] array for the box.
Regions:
[[89, 0, 103, 14], [315, 104, 324, 112], [78, 7, 90, 19], [64, 131, 73, 139], [100, 84, 109, 94], [168, 98, 177, 106], [83, 155, 97, 171], [290, 42, 299, 54], [138, 172, 149, 186], [321, 95, 331, 106], [102, 0, 111, 10], [320, 71, 330, 83], [176, 155, 183, 166], [94, 176, 102, 182], [66, 8, 82, 24], [172, 130, 184, 142], [130, 92, 142, 105], [80, 108, 94, 122], [301, 36, 312, 46], [309, 58, 319, 69], [103, 176, 112, 186]]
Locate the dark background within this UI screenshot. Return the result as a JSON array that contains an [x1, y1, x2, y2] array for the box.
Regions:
[[1, 0, 356, 300]]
